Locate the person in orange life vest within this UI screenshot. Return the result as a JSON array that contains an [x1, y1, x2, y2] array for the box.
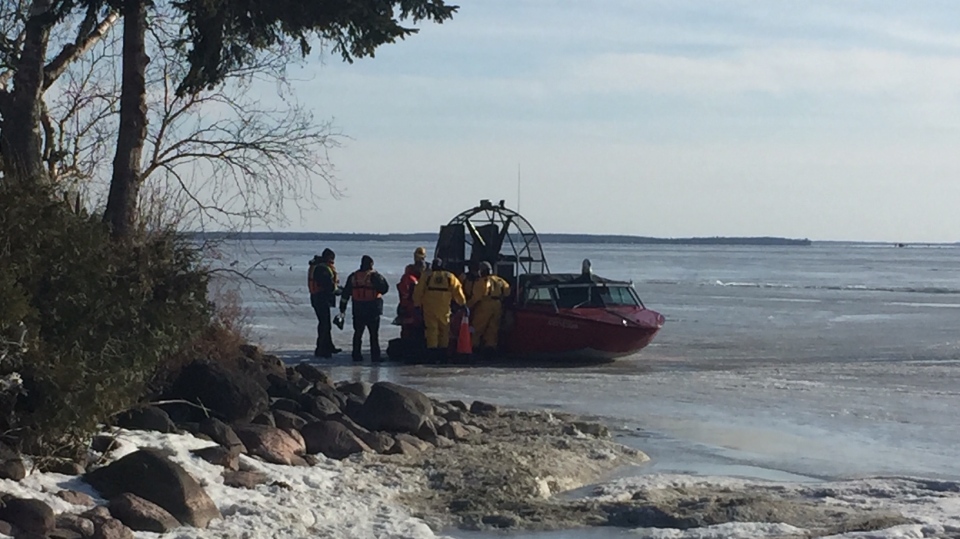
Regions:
[[308, 248, 341, 358], [397, 259, 427, 341], [467, 261, 511, 353], [413, 258, 465, 358], [339, 255, 389, 362]]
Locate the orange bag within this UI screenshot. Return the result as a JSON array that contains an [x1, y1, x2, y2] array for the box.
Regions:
[[457, 309, 472, 355]]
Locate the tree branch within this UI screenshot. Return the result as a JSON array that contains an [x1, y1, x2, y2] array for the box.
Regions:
[[42, 10, 118, 90]]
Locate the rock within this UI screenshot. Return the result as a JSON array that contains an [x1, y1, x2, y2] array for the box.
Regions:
[[440, 420, 474, 441], [82, 506, 112, 521], [40, 459, 87, 475], [342, 394, 365, 421], [362, 431, 396, 454], [293, 363, 332, 386], [392, 433, 433, 452], [569, 421, 610, 438], [109, 493, 180, 533], [470, 400, 500, 415], [355, 382, 434, 433], [91, 517, 134, 539], [191, 445, 240, 471], [90, 435, 118, 454], [162, 361, 269, 423], [387, 437, 424, 456], [298, 411, 322, 424], [198, 418, 247, 454], [462, 424, 483, 435], [56, 513, 95, 537], [84, 448, 220, 528], [114, 406, 177, 433], [433, 434, 456, 449], [269, 398, 301, 414], [482, 513, 519, 528], [300, 421, 372, 459], [0, 520, 11, 536], [0, 442, 26, 481], [232, 424, 306, 466], [252, 412, 276, 427], [49, 529, 84, 539], [335, 381, 371, 400], [447, 399, 469, 412], [273, 410, 307, 431], [416, 419, 439, 442], [300, 395, 341, 418], [222, 470, 270, 489], [266, 373, 305, 401], [0, 497, 55, 535], [310, 382, 347, 408], [56, 490, 96, 507]]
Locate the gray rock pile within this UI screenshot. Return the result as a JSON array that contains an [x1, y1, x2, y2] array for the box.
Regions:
[[0, 349, 626, 537]]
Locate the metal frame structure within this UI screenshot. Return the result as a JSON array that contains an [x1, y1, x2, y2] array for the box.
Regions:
[[441, 199, 550, 275]]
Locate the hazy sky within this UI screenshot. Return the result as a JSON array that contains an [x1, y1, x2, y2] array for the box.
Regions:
[[282, 1, 960, 242]]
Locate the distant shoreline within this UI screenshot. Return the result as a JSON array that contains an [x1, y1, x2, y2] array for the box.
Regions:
[[192, 231, 813, 246]]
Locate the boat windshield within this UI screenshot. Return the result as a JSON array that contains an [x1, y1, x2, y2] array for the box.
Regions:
[[525, 284, 643, 309]]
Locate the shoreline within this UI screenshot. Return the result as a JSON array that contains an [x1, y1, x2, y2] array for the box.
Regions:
[[4, 360, 960, 538]]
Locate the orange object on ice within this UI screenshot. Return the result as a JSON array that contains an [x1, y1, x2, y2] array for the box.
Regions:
[[457, 309, 472, 354]]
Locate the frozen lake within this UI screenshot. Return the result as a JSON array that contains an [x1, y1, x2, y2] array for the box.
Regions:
[[219, 239, 960, 485]]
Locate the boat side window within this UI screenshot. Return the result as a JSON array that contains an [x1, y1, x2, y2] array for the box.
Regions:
[[597, 285, 640, 307], [524, 286, 554, 306]]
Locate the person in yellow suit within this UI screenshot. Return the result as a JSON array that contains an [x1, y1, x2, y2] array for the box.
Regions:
[[413, 258, 466, 362], [467, 261, 511, 355]]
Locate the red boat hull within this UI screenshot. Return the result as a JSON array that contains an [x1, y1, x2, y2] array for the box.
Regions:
[[501, 305, 664, 361]]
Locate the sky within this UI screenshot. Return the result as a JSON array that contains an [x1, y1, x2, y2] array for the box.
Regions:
[[277, 0, 960, 242]]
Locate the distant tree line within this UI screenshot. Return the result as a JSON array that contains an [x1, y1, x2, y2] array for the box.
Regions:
[[193, 231, 813, 246]]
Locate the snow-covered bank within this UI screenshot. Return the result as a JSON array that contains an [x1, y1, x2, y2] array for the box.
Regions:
[[6, 428, 443, 539], [5, 410, 960, 538]]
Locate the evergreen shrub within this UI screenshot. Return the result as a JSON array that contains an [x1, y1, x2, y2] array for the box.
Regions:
[[0, 186, 210, 457]]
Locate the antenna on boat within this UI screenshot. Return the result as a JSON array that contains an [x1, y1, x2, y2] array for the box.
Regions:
[[517, 162, 521, 212]]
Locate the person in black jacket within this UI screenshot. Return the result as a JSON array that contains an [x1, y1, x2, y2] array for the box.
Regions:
[[339, 255, 389, 362], [308, 248, 341, 357]]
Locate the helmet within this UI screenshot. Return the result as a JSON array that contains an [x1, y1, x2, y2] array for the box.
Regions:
[[414, 247, 427, 261]]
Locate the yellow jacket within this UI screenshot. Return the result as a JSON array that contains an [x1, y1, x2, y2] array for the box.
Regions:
[[467, 275, 510, 309], [413, 269, 466, 312]]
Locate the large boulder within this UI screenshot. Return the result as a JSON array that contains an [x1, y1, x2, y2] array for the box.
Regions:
[[0, 496, 55, 536], [0, 442, 25, 481], [293, 363, 332, 386], [56, 514, 95, 537], [300, 421, 372, 459], [336, 381, 372, 400], [273, 410, 307, 431], [355, 382, 434, 433], [299, 394, 341, 418], [115, 406, 177, 433], [162, 361, 269, 423], [84, 448, 220, 528], [198, 417, 246, 454], [232, 424, 306, 466], [109, 493, 181, 533]]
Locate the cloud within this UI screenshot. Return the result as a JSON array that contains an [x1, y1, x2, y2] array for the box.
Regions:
[[565, 48, 960, 99]]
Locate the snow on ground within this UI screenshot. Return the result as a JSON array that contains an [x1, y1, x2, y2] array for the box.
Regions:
[[7, 430, 960, 538], [588, 474, 960, 539], [4, 429, 449, 539]]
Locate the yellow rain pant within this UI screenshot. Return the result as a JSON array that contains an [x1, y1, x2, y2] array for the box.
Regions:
[[423, 310, 452, 349], [472, 300, 502, 349]]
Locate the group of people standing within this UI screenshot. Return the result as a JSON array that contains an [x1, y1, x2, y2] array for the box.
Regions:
[[308, 247, 510, 363]]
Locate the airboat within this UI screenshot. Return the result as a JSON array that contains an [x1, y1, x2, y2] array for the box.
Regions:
[[424, 199, 665, 361]]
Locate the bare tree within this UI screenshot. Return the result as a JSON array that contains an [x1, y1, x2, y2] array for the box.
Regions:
[[0, 0, 118, 186], [34, 4, 340, 233]]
